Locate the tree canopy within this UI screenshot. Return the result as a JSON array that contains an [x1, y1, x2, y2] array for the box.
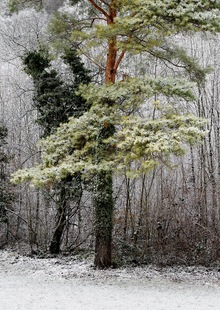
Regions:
[[12, 77, 207, 185], [11, 0, 220, 185]]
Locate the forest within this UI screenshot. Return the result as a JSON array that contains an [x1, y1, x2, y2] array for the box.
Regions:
[[0, 0, 220, 269]]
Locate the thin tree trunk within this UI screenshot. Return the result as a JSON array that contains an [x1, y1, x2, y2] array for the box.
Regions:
[[49, 186, 67, 254], [123, 176, 130, 242], [49, 174, 83, 254], [134, 175, 146, 248]]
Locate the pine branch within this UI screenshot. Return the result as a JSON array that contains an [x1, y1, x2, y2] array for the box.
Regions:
[[87, 0, 110, 20]]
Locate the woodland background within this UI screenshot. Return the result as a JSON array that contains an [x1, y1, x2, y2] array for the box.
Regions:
[[0, 0, 220, 266]]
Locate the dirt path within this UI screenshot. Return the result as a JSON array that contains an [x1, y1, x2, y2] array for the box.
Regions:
[[1, 251, 220, 309]]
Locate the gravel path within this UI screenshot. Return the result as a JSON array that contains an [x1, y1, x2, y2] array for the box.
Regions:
[[1, 251, 220, 309]]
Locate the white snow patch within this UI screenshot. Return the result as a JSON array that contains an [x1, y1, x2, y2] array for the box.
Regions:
[[0, 250, 220, 309]]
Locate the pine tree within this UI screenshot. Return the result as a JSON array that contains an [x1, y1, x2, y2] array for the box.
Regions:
[[11, 0, 220, 268]]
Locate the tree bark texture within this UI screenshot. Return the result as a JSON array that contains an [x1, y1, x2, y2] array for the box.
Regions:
[[92, 1, 122, 268], [94, 171, 113, 268], [49, 189, 67, 254]]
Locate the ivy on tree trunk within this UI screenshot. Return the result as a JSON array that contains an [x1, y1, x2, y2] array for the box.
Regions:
[[23, 48, 91, 254], [93, 171, 113, 268], [0, 124, 14, 233]]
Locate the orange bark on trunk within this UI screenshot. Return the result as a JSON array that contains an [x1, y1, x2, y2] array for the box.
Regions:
[[87, 0, 125, 269], [105, 2, 117, 84]]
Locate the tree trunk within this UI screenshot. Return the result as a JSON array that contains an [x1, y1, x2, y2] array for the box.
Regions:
[[49, 187, 67, 254], [90, 0, 124, 268], [94, 171, 113, 268], [49, 174, 82, 254], [49, 204, 66, 254]]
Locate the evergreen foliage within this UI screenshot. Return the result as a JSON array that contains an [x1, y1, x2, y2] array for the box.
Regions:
[[8, 0, 43, 12], [12, 79, 207, 185], [21, 47, 91, 254], [0, 124, 14, 224], [23, 48, 91, 135]]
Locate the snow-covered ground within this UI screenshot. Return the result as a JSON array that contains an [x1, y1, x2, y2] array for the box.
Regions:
[[0, 250, 220, 309]]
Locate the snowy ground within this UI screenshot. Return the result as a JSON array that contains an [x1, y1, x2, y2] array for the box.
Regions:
[[1, 250, 220, 309]]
